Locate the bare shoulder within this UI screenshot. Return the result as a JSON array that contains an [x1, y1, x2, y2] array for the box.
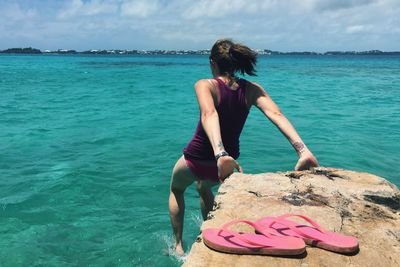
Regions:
[[245, 80, 269, 106], [194, 79, 218, 93], [194, 79, 216, 87], [246, 80, 266, 93], [193, 79, 219, 107]]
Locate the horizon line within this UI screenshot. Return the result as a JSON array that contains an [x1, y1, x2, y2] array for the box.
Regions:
[[1, 47, 400, 56], [1, 47, 400, 53]]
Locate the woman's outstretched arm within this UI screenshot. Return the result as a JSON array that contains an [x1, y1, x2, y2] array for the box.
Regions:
[[194, 80, 242, 180], [248, 82, 319, 170]]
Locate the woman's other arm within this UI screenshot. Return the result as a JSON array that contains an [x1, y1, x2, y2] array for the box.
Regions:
[[194, 80, 243, 180], [249, 82, 319, 170]]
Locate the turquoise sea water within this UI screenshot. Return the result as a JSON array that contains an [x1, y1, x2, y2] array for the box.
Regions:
[[1, 54, 399, 266]]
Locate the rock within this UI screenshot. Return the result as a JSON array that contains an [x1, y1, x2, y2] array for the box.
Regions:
[[184, 168, 400, 267]]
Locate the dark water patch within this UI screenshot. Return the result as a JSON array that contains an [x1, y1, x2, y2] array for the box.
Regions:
[[79, 61, 207, 68], [248, 190, 263, 197], [285, 172, 305, 179], [386, 229, 400, 242], [364, 193, 400, 211], [281, 187, 330, 206]]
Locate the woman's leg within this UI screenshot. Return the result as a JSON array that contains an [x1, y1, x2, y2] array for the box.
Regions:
[[196, 180, 218, 220], [169, 155, 196, 256]]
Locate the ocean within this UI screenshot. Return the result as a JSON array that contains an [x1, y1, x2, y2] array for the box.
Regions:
[[1, 54, 399, 266]]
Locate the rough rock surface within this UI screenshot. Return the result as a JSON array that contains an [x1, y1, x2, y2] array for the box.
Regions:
[[183, 168, 400, 267]]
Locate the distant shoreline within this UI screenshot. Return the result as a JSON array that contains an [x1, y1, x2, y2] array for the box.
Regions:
[[1, 47, 400, 56]]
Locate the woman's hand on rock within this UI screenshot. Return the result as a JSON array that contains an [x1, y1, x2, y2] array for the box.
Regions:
[[294, 151, 319, 171], [217, 156, 243, 182]]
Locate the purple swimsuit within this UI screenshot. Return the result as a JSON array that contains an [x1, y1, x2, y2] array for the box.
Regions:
[[183, 77, 249, 181]]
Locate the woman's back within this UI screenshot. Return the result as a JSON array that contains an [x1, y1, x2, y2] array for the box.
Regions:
[[183, 77, 249, 160]]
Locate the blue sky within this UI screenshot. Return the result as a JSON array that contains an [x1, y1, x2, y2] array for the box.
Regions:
[[0, 0, 399, 51]]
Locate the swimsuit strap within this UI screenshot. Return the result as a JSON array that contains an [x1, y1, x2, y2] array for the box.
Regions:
[[213, 77, 241, 92]]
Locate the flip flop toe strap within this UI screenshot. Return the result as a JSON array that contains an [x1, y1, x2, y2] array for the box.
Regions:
[[218, 219, 275, 248], [269, 214, 327, 241]]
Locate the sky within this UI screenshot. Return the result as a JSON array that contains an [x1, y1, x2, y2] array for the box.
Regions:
[[0, 0, 399, 51]]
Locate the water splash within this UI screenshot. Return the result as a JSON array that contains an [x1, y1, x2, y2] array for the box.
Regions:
[[159, 233, 189, 265]]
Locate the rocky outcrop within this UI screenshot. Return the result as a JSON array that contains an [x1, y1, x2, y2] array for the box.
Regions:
[[184, 168, 400, 267], [0, 47, 42, 54]]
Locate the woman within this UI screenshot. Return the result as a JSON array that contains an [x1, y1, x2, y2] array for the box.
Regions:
[[169, 39, 319, 255]]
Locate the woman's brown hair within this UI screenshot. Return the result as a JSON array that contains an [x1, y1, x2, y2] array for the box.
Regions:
[[210, 39, 257, 76]]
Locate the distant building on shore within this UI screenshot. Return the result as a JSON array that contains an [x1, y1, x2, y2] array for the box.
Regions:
[[1, 47, 399, 56]]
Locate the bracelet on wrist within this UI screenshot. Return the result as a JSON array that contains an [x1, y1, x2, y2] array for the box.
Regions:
[[215, 151, 229, 161]]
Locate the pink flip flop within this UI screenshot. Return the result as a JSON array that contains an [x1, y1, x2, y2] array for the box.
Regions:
[[202, 219, 306, 256], [255, 214, 359, 254]]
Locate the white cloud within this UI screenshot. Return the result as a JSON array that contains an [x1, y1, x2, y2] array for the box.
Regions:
[[0, 2, 37, 22], [182, 0, 276, 19], [58, 0, 118, 19], [345, 24, 371, 34], [0, 0, 399, 51], [120, 0, 160, 17], [300, 0, 376, 12]]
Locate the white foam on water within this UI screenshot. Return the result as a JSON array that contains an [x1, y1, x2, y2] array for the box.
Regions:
[[159, 233, 189, 265], [189, 212, 203, 228]]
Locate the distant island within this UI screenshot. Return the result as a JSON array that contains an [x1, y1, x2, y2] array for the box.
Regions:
[[1, 47, 399, 56]]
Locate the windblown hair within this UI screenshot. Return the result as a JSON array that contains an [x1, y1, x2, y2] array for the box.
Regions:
[[210, 39, 257, 76]]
